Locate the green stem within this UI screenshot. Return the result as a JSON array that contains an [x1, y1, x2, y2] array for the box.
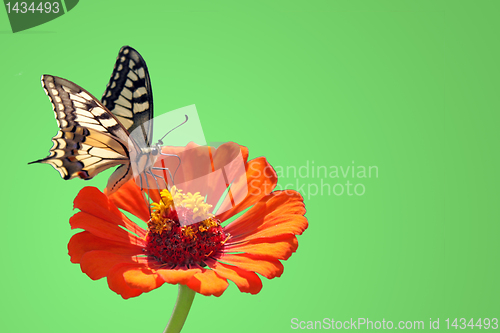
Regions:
[[163, 285, 196, 333]]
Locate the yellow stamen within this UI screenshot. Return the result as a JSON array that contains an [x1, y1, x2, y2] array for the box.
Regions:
[[182, 226, 196, 239], [148, 189, 176, 234], [149, 186, 216, 235], [168, 186, 214, 221], [198, 218, 218, 232]]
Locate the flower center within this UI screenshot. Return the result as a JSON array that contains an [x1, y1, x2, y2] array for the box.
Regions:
[[145, 187, 229, 267]]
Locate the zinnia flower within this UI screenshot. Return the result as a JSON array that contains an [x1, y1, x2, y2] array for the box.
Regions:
[[68, 142, 308, 299]]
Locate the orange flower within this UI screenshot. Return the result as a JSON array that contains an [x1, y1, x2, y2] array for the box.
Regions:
[[68, 142, 308, 299]]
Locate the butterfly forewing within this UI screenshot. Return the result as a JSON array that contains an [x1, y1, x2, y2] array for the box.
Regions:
[[30, 75, 141, 194], [101, 46, 154, 147]]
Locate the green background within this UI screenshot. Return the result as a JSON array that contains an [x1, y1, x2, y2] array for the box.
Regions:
[[1, 0, 499, 332]]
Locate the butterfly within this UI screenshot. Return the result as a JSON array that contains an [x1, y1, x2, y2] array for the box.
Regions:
[[30, 46, 166, 195]]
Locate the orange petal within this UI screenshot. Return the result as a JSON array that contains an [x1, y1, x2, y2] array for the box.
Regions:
[[212, 142, 249, 165], [162, 143, 212, 186], [158, 142, 248, 186], [225, 190, 307, 240], [118, 213, 147, 239], [231, 216, 308, 243], [224, 236, 299, 260], [159, 142, 201, 159], [106, 179, 150, 222], [212, 142, 248, 169], [156, 267, 203, 285], [239, 145, 249, 163], [73, 187, 147, 238], [74, 187, 123, 224], [107, 263, 164, 299], [203, 142, 250, 208], [216, 157, 278, 222], [123, 266, 164, 291], [155, 143, 249, 209], [186, 269, 228, 296], [159, 142, 248, 165], [68, 231, 144, 263], [216, 253, 284, 279], [70, 212, 144, 244], [80, 250, 147, 280], [208, 260, 262, 294]]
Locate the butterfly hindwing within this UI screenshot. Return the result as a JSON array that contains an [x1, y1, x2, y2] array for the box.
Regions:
[[101, 46, 153, 147]]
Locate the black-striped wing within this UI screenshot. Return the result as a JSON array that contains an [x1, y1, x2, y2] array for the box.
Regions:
[[30, 75, 139, 194], [101, 46, 153, 147]]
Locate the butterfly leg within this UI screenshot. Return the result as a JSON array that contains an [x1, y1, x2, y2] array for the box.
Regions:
[[142, 172, 156, 215], [151, 167, 173, 188], [145, 169, 166, 204], [147, 168, 170, 206], [136, 173, 153, 215], [158, 152, 182, 184]]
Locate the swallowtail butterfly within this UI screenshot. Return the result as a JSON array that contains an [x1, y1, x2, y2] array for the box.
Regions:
[[30, 46, 165, 195]]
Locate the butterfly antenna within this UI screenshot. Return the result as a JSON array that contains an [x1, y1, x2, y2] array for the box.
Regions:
[[157, 115, 189, 145]]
